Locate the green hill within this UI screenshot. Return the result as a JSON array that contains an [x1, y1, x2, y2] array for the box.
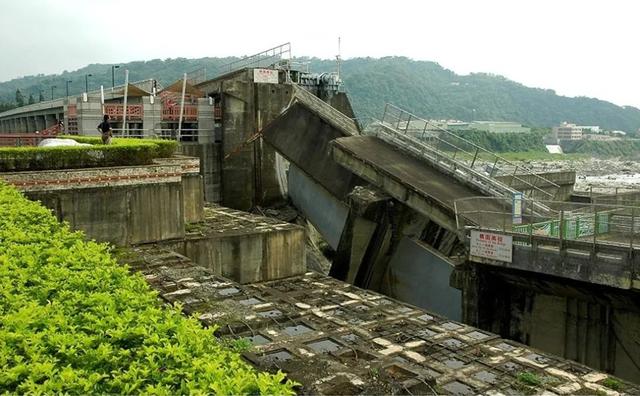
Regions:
[[1, 56, 639, 133]]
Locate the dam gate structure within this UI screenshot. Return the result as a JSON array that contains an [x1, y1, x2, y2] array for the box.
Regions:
[[1, 43, 639, 383]]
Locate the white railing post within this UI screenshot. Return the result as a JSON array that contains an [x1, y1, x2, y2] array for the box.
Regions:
[[177, 73, 187, 142], [122, 70, 129, 136]]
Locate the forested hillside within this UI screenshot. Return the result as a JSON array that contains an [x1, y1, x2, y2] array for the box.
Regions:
[[1, 56, 639, 133]]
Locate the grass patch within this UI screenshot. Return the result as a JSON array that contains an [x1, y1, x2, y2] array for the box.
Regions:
[[0, 182, 296, 394], [602, 376, 624, 391], [0, 136, 177, 172], [517, 371, 542, 387]]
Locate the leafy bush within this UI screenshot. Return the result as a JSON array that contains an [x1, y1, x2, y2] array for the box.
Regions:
[[0, 137, 177, 172], [0, 182, 296, 394], [60, 136, 178, 158]]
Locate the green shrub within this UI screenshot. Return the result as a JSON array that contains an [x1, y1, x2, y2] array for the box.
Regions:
[[0, 137, 177, 172], [0, 182, 297, 394]]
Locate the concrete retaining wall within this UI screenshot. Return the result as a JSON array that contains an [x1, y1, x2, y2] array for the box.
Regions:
[[458, 265, 640, 382], [182, 174, 204, 222], [496, 170, 576, 201], [28, 182, 185, 245], [162, 226, 306, 284], [2, 157, 203, 245]]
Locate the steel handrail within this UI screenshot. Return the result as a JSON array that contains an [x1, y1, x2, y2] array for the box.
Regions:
[[370, 121, 554, 218], [381, 104, 561, 196], [290, 85, 359, 136]]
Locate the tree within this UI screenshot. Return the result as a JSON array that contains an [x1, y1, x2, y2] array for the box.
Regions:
[[15, 89, 24, 107], [28, 94, 35, 105], [39, 91, 44, 102]]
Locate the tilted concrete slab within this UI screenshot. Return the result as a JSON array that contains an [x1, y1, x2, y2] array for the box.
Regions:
[[331, 135, 504, 232], [261, 102, 361, 200]]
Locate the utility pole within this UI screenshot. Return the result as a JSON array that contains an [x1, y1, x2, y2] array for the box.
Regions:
[[112, 65, 120, 90], [177, 73, 187, 141], [336, 36, 342, 80], [66, 80, 72, 97], [85, 73, 93, 93], [122, 70, 129, 136]]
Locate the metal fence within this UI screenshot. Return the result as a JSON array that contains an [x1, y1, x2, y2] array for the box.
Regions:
[[367, 106, 555, 218], [454, 196, 640, 248], [216, 43, 291, 76], [110, 128, 216, 142], [379, 104, 560, 200]]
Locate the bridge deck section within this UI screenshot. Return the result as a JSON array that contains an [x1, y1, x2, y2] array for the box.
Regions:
[[332, 135, 505, 230]]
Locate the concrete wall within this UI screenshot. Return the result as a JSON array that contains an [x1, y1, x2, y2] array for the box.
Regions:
[[594, 190, 640, 207], [2, 158, 202, 246], [382, 237, 462, 320], [469, 235, 639, 290], [288, 164, 349, 250], [182, 174, 204, 222], [496, 170, 576, 201], [262, 103, 361, 200], [180, 143, 222, 203], [196, 69, 294, 210], [458, 265, 640, 382], [161, 226, 306, 284], [28, 182, 185, 245]]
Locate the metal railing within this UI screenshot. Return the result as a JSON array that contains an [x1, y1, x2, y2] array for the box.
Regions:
[[0, 124, 62, 147], [104, 104, 144, 120], [454, 196, 640, 249], [290, 85, 360, 136], [366, 114, 554, 218], [110, 128, 216, 142], [379, 104, 561, 200], [216, 43, 291, 76], [161, 105, 198, 121], [574, 185, 640, 197]]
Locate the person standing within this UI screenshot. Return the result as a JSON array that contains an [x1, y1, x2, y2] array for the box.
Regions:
[[97, 114, 112, 144]]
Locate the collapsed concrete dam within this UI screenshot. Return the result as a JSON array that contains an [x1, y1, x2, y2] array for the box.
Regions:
[[1, 48, 639, 385]]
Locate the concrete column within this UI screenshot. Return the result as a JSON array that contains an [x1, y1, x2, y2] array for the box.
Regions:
[[37, 115, 45, 131], [197, 99, 215, 144], [78, 99, 103, 136], [45, 113, 55, 129], [330, 186, 390, 284], [221, 83, 255, 210]]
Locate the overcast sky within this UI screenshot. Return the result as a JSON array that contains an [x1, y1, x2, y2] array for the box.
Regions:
[[1, 0, 638, 107]]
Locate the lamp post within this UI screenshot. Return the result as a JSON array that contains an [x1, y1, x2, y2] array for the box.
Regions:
[[85, 73, 93, 93], [50, 85, 56, 100], [111, 65, 120, 89], [66, 80, 72, 97]]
